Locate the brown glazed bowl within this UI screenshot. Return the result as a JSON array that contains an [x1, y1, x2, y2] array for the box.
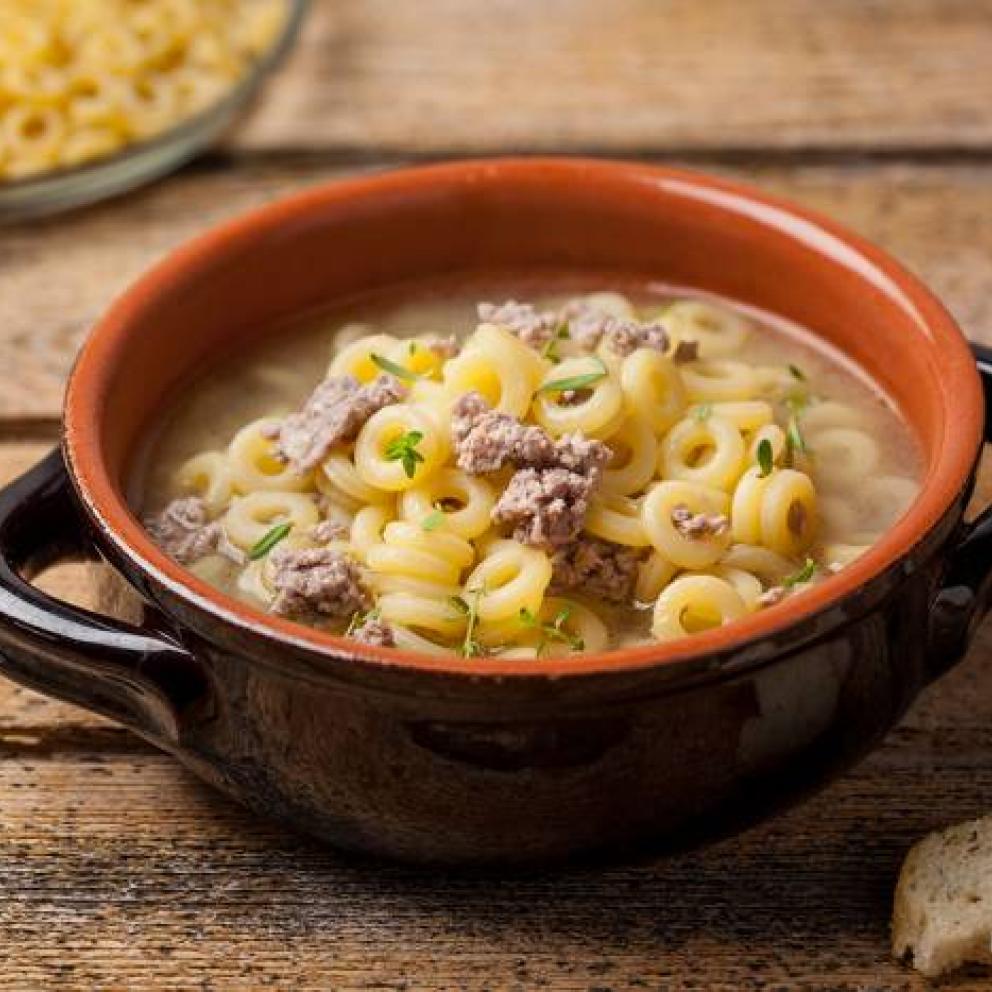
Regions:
[[1, 159, 990, 864]]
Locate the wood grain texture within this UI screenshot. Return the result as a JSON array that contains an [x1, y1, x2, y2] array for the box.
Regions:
[[0, 445, 990, 988], [233, 0, 992, 154], [4, 160, 992, 418]]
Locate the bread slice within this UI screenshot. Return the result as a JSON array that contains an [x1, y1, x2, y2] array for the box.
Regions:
[[892, 815, 992, 977]]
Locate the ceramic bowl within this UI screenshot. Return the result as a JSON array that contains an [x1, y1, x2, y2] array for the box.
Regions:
[[1, 159, 990, 864]]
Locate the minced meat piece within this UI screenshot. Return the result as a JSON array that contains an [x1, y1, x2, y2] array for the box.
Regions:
[[269, 547, 370, 619], [671, 339, 700, 364], [452, 392, 609, 479], [551, 432, 611, 480], [310, 518, 349, 543], [145, 496, 244, 566], [560, 298, 614, 350], [492, 467, 598, 549], [671, 503, 730, 539], [603, 319, 670, 357], [422, 334, 459, 359], [551, 537, 644, 603], [271, 373, 406, 473], [350, 615, 396, 648], [477, 300, 558, 349], [452, 391, 556, 473], [757, 585, 787, 607]]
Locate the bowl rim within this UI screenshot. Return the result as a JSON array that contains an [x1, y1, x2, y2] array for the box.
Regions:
[[62, 157, 984, 679]]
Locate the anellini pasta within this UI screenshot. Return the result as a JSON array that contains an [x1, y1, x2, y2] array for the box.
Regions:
[[0, 0, 288, 181], [137, 284, 922, 659]]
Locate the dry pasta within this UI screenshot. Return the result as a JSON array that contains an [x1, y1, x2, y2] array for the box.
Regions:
[[0, 0, 289, 181]]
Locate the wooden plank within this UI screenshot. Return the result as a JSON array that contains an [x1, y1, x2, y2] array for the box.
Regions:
[[3, 160, 992, 420], [234, 0, 992, 154]]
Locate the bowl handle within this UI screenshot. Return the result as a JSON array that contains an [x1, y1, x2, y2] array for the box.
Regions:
[[927, 342, 992, 680], [0, 448, 207, 744]]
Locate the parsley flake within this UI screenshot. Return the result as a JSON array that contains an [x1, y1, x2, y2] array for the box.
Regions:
[[421, 509, 445, 532], [693, 404, 713, 422], [783, 557, 817, 588]]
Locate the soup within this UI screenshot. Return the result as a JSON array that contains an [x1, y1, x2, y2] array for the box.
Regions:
[[133, 278, 922, 658]]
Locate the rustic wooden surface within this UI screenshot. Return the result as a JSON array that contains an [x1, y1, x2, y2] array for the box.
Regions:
[[3, 1, 992, 988]]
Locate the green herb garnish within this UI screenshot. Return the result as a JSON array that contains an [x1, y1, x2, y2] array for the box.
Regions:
[[788, 364, 806, 381], [541, 321, 571, 363], [450, 588, 485, 657], [371, 352, 420, 382], [248, 522, 293, 560], [756, 438, 774, 477], [784, 394, 809, 461], [783, 557, 817, 588], [519, 604, 584, 655], [421, 509, 445, 532], [692, 404, 713, 422], [384, 429, 425, 479], [537, 357, 607, 394], [345, 607, 381, 637]]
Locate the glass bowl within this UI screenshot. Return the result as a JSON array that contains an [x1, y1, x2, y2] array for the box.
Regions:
[[0, 0, 310, 224]]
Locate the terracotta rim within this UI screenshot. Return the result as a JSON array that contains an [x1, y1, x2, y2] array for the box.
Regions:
[[63, 158, 984, 679]]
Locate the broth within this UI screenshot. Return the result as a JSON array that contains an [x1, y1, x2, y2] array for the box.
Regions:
[[133, 276, 922, 658]]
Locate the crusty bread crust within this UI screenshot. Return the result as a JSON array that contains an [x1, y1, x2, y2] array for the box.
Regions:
[[892, 815, 992, 978]]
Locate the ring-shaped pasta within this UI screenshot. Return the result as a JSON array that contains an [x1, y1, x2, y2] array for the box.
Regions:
[[585, 493, 651, 547], [318, 448, 391, 508], [175, 451, 233, 516], [860, 475, 918, 530], [800, 401, 864, 435], [349, 503, 395, 563], [662, 300, 749, 358], [443, 324, 546, 417], [390, 338, 446, 380], [354, 404, 447, 491], [463, 540, 552, 622], [699, 401, 774, 433], [600, 416, 658, 496], [476, 596, 608, 655], [759, 469, 818, 556], [328, 333, 402, 384], [719, 543, 795, 585], [641, 480, 732, 569], [228, 418, 313, 494], [365, 521, 474, 586], [223, 491, 319, 550], [377, 592, 467, 639], [652, 575, 747, 640], [532, 356, 625, 439], [681, 360, 758, 403], [712, 565, 764, 612], [635, 550, 678, 603], [659, 414, 746, 492], [398, 468, 497, 539], [746, 424, 787, 466], [807, 427, 880, 487], [620, 350, 687, 434]]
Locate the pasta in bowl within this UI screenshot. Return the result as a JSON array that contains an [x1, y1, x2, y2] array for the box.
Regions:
[[0, 159, 989, 862], [137, 285, 922, 659]]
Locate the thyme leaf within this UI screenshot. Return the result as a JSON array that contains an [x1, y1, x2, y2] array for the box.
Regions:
[[371, 352, 420, 382], [248, 522, 293, 560], [756, 438, 774, 477], [384, 429, 425, 478], [537, 357, 607, 394]]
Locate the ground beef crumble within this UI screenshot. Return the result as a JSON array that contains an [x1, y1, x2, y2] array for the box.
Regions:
[[492, 467, 599, 549], [477, 300, 558, 349], [350, 615, 396, 647], [670, 503, 731, 539], [269, 546, 370, 619], [451, 391, 556, 473], [269, 373, 406, 473], [453, 392, 610, 549], [310, 518, 349, 543], [550, 537, 644, 603], [602, 318, 670, 357], [145, 496, 244, 566]]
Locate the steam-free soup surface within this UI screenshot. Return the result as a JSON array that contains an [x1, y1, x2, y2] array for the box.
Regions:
[[134, 277, 922, 658]]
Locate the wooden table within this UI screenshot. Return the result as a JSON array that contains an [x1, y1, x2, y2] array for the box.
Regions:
[[3, 2, 992, 987]]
